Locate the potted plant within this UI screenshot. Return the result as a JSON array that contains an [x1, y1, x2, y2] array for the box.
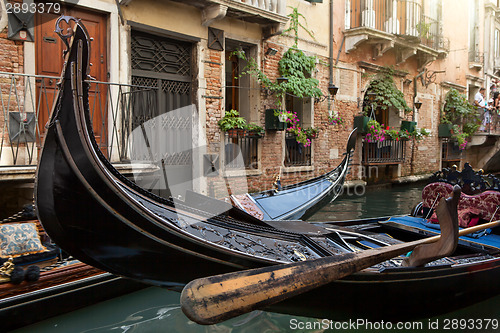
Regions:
[[440, 89, 481, 144], [265, 109, 291, 131], [365, 119, 386, 143], [438, 119, 453, 138], [304, 127, 319, 139], [328, 113, 344, 126], [233, 7, 323, 132], [246, 123, 265, 138], [218, 109, 247, 138], [401, 120, 417, 133], [411, 127, 431, 141], [287, 126, 311, 147], [385, 127, 403, 141], [354, 114, 371, 133]]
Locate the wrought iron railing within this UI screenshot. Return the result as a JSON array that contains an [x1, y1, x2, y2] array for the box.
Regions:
[[284, 133, 312, 167], [468, 50, 484, 64], [224, 133, 260, 170], [0, 72, 156, 166], [237, 0, 286, 15], [362, 138, 405, 164], [441, 139, 463, 162], [346, 0, 443, 50]]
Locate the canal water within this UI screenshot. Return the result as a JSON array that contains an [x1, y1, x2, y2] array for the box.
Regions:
[[14, 183, 500, 332]]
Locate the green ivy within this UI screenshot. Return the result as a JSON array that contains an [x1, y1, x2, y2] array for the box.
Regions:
[[364, 68, 412, 114], [279, 48, 322, 98], [443, 89, 481, 140], [231, 6, 323, 107], [217, 109, 247, 132]]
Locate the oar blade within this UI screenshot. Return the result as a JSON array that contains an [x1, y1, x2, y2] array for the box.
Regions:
[[181, 243, 417, 325]]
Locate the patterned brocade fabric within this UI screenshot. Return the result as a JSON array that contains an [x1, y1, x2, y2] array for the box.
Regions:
[[423, 182, 500, 227], [231, 194, 265, 220], [0, 223, 46, 258]]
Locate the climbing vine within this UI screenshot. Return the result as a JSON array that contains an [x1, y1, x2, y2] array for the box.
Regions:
[[363, 67, 412, 114], [231, 6, 323, 105], [442, 88, 481, 147]]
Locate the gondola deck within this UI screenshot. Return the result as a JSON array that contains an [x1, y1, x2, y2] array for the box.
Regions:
[[381, 216, 500, 251]]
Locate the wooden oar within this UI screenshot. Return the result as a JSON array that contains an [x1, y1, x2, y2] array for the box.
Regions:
[[181, 192, 499, 325], [402, 185, 460, 267]]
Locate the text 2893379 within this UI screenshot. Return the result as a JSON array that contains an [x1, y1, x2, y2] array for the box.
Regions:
[[6, 2, 61, 15]]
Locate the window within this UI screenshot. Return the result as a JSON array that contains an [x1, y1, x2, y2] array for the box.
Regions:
[[224, 41, 260, 170], [284, 95, 313, 167]]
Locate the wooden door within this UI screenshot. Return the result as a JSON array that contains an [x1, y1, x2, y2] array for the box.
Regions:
[[35, 7, 107, 148]]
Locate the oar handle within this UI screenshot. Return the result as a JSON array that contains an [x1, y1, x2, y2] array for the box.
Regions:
[[421, 219, 500, 244]]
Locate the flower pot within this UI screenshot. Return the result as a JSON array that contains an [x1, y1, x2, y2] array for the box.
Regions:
[[401, 120, 417, 133], [247, 131, 264, 139], [438, 123, 453, 138], [227, 128, 246, 138], [353, 115, 370, 133], [265, 109, 287, 131]]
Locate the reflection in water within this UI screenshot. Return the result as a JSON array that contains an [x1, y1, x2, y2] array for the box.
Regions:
[[17, 287, 320, 333], [308, 184, 425, 221]]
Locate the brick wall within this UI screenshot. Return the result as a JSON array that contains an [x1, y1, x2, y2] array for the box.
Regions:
[[0, 27, 25, 148]]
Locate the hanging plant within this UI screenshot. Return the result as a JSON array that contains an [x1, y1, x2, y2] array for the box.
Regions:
[[363, 67, 412, 115], [328, 113, 344, 126], [443, 89, 481, 146], [365, 119, 386, 143], [231, 6, 323, 109]]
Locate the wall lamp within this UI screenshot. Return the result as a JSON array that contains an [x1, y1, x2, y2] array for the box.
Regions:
[[414, 101, 422, 110], [315, 83, 339, 103], [277, 76, 288, 85], [265, 47, 278, 56]]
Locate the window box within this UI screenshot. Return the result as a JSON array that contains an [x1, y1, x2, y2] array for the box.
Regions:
[[353, 115, 370, 133], [401, 120, 417, 133], [265, 109, 287, 131], [227, 128, 246, 138], [438, 123, 453, 138]]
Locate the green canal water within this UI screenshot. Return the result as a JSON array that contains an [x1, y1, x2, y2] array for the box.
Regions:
[[14, 183, 500, 332]]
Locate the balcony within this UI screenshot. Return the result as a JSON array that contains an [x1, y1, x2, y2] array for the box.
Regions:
[[345, 0, 448, 67], [161, 0, 288, 33], [0, 72, 155, 169], [469, 50, 484, 70], [284, 133, 312, 167], [362, 138, 406, 165], [224, 133, 260, 170]]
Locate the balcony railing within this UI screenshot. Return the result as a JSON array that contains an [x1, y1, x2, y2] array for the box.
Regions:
[[362, 138, 406, 165], [0, 72, 155, 166], [469, 50, 484, 64], [236, 0, 286, 14], [284, 133, 312, 167], [347, 0, 442, 50], [224, 133, 260, 170]]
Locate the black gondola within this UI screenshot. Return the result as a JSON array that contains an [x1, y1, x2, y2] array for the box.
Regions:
[[35, 18, 500, 322], [231, 131, 355, 221]]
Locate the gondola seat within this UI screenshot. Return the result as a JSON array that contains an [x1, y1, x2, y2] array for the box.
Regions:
[[422, 182, 500, 228]]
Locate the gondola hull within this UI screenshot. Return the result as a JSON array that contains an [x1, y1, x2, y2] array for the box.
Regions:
[[35, 18, 500, 322]]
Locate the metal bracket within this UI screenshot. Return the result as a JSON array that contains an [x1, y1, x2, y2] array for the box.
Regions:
[[9, 112, 36, 143]]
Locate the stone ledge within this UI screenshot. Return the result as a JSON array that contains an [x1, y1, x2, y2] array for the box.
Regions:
[[393, 173, 432, 184], [0, 163, 159, 182]]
